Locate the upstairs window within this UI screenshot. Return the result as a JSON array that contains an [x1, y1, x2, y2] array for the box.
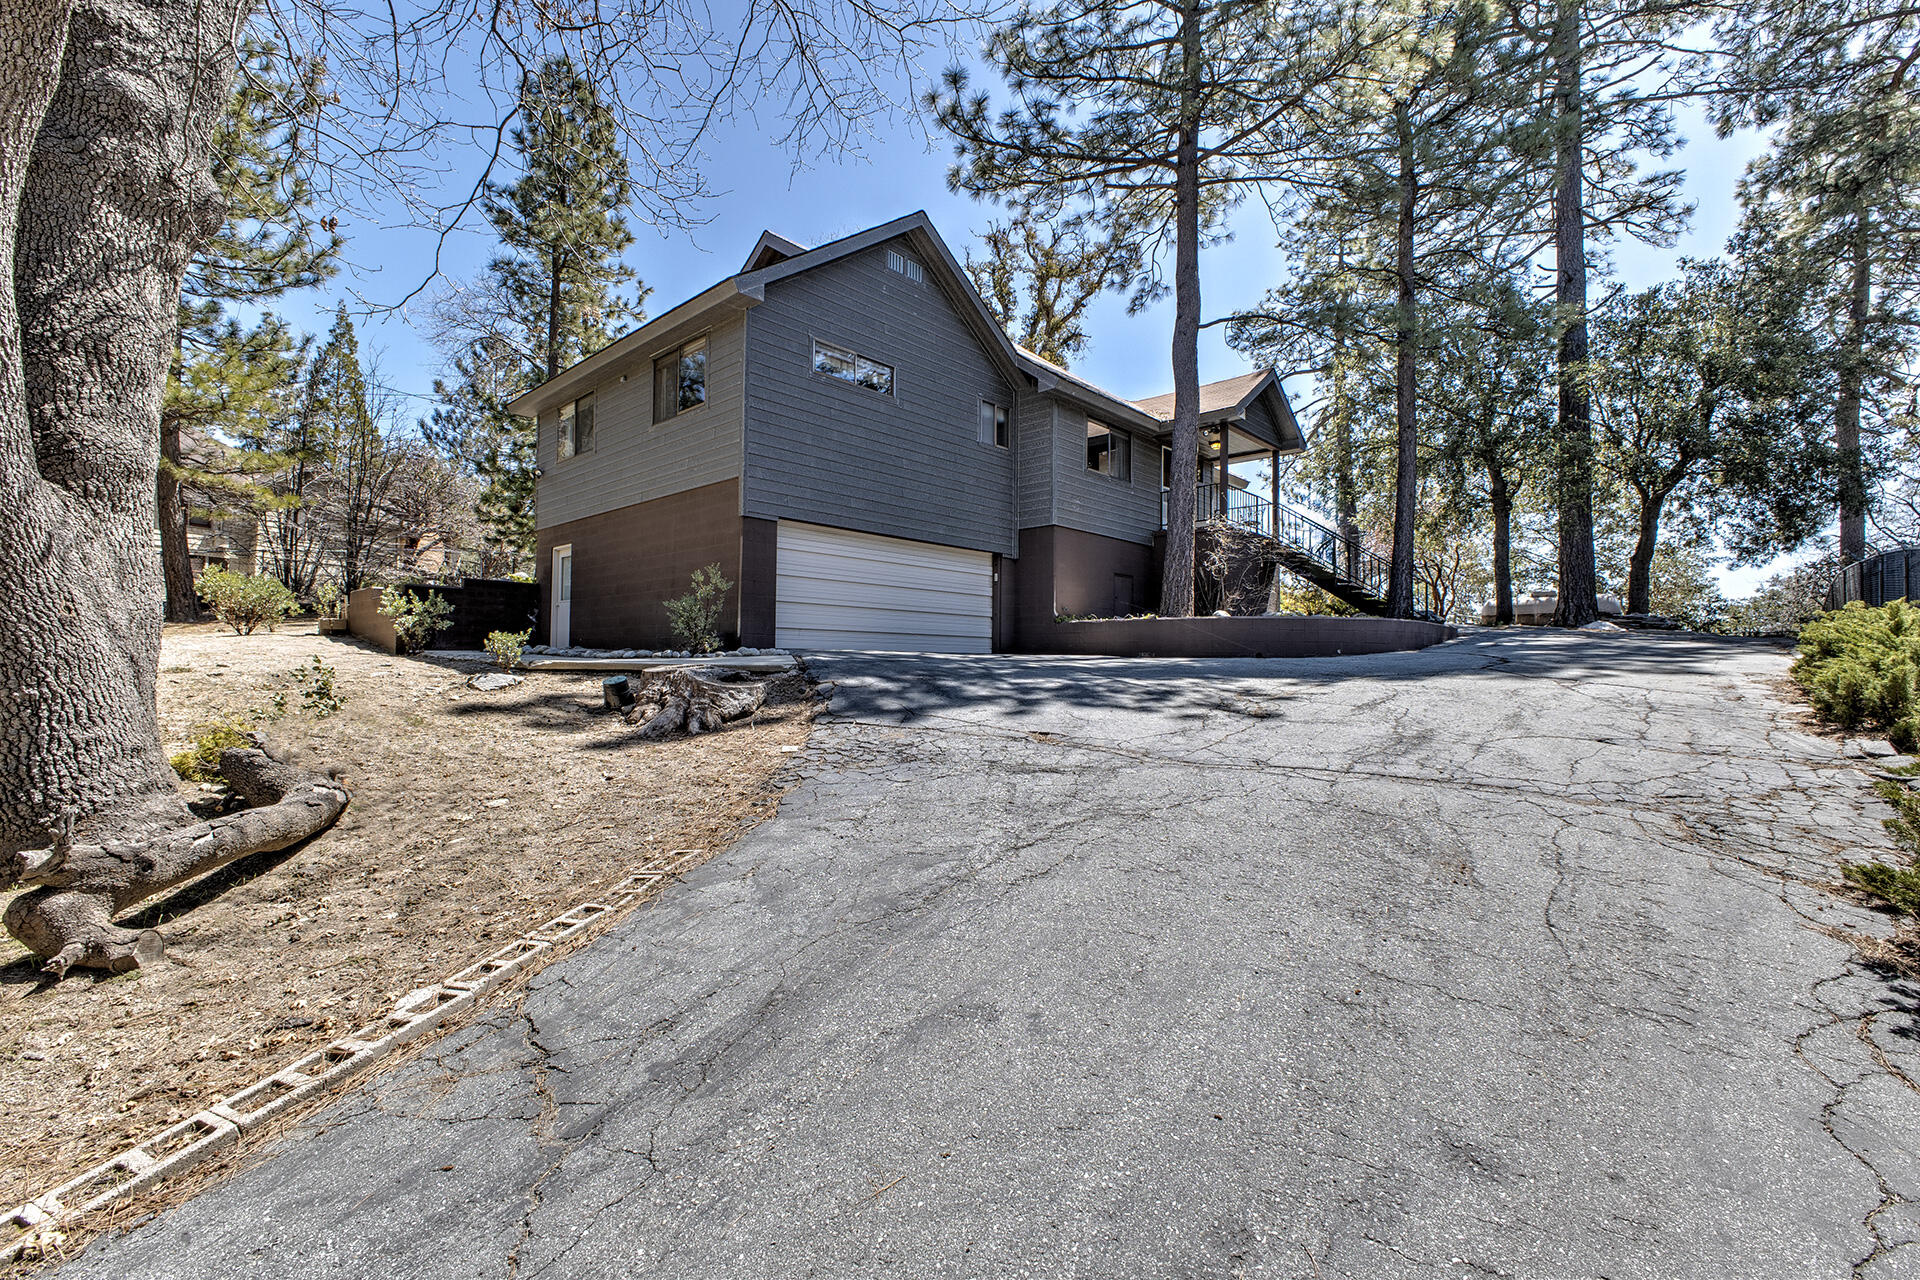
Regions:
[[814, 340, 893, 396], [886, 249, 925, 284], [978, 400, 1010, 448], [653, 336, 708, 423], [558, 393, 595, 460], [1087, 421, 1130, 480]]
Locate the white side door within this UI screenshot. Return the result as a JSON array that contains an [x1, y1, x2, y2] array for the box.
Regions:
[[551, 544, 573, 649]]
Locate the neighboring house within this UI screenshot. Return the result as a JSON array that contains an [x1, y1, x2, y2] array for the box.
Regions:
[[505, 211, 1306, 654]]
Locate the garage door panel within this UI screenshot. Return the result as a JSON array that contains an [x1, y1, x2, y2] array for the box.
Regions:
[[776, 521, 992, 653], [775, 602, 992, 639]]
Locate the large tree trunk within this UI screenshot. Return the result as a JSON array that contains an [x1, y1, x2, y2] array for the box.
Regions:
[[1837, 212, 1871, 563], [1, 0, 349, 975], [1624, 484, 1662, 616], [1550, 0, 1599, 628], [158, 414, 200, 622], [1489, 456, 1514, 625], [1387, 105, 1419, 620], [1160, 9, 1203, 620]]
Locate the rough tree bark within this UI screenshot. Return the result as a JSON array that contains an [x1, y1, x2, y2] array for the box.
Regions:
[[158, 414, 201, 622], [0, 0, 349, 975], [1623, 469, 1682, 616], [1837, 213, 1871, 564], [1159, 0, 1204, 620], [1387, 103, 1419, 620], [1489, 456, 1514, 625], [627, 669, 766, 739], [1549, 0, 1599, 628]]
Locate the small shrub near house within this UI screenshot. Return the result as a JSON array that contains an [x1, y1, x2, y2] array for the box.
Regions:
[[380, 585, 454, 652], [485, 628, 532, 671], [196, 567, 297, 635], [663, 564, 732, 654], [1792, 601, 1920, 751]]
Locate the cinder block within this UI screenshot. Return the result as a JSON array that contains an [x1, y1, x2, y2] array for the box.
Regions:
[[380, 986, 477, 1046], [444, 938, 550, 994]]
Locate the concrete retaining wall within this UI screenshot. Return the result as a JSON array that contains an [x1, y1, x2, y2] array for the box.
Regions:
[[1021, 614, 1456, 659]]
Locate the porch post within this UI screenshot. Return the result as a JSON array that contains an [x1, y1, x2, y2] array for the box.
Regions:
[[1268, 448, 1279, 538], [1216, 424, 1231, 518]]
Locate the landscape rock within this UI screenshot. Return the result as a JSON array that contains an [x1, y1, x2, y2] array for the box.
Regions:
[[467, 672, 523, 691]]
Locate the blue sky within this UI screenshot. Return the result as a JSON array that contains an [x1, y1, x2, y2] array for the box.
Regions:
[[282, 64, 1784, 595]]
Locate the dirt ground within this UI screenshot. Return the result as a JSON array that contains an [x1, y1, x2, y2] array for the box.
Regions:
[[0, 622, 814, 1217]]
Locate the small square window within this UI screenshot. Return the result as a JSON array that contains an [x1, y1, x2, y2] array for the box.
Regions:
[[1087, 421, 1129, 480], [979, 401, 1010, 448], [653, 337, 707, 423], [558, 393, 595, 459]]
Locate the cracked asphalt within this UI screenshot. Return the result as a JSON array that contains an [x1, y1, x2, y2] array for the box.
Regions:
[[58, 629, 1920, 1278]]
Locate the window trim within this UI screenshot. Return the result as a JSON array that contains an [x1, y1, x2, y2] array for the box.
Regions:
[[652, 334, 710, 425], [812, 338, 894, 397]]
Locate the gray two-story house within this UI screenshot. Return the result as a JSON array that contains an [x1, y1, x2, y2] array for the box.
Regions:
[[505, 212, 1305, 653]]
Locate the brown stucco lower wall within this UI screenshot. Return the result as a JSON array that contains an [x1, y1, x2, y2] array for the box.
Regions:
[[739, 516, 777, 648], [536, 479, 747, 649], [1013, 525, 1157, 648], [1024, 614, 1456, 659]]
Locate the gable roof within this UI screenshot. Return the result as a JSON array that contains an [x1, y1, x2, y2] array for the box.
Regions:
[[1129, 370, 1271, 423], [1129, 369, 1307, 453], [503, 209, 1300, 453], [741, 230, 808, 272]]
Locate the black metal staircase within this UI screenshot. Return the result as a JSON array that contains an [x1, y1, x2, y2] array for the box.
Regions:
[[1175, 485, 1436, 619]]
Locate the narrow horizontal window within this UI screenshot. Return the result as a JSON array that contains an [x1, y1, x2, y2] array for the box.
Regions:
[[813, 339, 893, 396]]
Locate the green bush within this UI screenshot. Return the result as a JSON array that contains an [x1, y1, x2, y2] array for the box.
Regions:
[[380, 585, 454, 652], [1792, 601, 1920, 751], [196, 567, 297, 635], [485, 628, 531, 671], [1844, 861, 1920, 915], [663, 563, 732, 654], [168, 716, 256, 782]]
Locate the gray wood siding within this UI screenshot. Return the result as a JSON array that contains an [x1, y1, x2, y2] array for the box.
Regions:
[[1015, 394, 1055, 529], [535, 315, 746, 530], [1243, 395, 1281, 451], [1048, 399, 1164, 546], [741, 238, 1017, 556]]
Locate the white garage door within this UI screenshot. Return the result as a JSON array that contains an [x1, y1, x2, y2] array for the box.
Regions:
[[776, 521, 993, 653]]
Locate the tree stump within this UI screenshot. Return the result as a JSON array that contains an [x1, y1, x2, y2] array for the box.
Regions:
[[625, 668, 766, 739]]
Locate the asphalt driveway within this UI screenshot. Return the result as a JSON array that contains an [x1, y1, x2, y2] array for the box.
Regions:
[[57, 629, 1920, 1278]]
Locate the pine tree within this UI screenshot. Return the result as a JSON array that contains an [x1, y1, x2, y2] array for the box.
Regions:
[[930, 0, 1365, 617], [1230, 0, 1537, 617], [485, 57, 640, 380], [161, 41, 340, 619], [1426, 281, 1556, 624], [1716, 29, 1920, 563], [429, 57, 643, 564], [1506, 0, 1692, 624]]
